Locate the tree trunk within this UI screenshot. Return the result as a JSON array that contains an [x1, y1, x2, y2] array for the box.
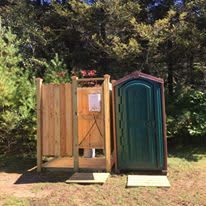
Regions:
[[166, 39, 174, 96], [189, 55, 194, 85], [168, 62, 173, 96]]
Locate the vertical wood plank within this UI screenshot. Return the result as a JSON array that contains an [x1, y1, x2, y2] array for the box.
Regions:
[[36, 78, 43, 172], [42, 84, 49, 155], [60, 84, 66, 156], [103, 75, 111, 172], [65, 83, 73, 156], [48, 84, 55, 155], [54, 84, 61, 156], [72, 76, 79, 171]]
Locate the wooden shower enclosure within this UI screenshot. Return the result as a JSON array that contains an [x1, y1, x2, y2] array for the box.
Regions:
[[36, 75, 114, 172]]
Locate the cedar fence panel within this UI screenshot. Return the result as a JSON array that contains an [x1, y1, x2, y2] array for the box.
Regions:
[[40, 83, 105, 156], [41, 83, 73, 156], [36, 76, 113, 172]]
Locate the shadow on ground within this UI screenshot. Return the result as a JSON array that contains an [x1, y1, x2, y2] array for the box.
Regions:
[[14, 170, 73, 184], [1, 144, 206, 185], [168, 144, 206, 162], [0, 155, 36, 173], [0, 155, 73, 184]]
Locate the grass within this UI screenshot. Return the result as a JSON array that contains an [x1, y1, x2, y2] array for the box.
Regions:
[[0, 146, 206, 206], [2, 197, 29, 206]]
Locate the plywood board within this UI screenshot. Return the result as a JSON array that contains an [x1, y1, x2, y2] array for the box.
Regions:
[[127, 175, 170, 187], [66, 172, 110, 184]]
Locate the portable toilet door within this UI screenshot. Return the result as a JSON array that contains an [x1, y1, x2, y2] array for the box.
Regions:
[[112, 71, 167, 173]]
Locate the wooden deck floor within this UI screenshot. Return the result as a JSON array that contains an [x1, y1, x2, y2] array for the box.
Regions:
[[42, 157, 106, 170]]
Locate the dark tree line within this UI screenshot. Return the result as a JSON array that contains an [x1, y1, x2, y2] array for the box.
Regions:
[[0, 0, 206, 154]]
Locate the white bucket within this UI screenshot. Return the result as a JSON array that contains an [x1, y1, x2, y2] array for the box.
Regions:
[[83, 149, 95, 158]]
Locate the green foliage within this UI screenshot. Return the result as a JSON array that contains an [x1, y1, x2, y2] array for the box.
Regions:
[[167, 88, 206, 139], [0, 0, 205, 152], [0, 23, 35, 154], [44, 53, 71, 83]]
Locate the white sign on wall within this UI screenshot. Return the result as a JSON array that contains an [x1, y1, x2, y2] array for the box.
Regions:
[[88, 93, 101, 112]]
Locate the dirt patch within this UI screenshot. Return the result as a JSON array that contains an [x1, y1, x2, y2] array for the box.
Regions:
[[0, 172, 52, 199], [1, 166, 206, 206]]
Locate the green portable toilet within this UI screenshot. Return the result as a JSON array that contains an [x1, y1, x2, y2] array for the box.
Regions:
[[112, 71, 167, 173]]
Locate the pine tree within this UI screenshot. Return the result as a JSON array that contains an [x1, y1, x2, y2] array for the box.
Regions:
[[0, 23, 35, 154]]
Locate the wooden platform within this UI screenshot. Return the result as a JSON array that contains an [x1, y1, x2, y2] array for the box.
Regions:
[[127, 175, 170, 187], [42, 157, 106, 170], [66, 172, 110, 184]]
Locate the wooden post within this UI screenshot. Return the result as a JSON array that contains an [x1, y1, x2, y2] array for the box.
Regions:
[[36, 78, 43, 172], [103, 74, 111, 172], [72, 76, 79, 171], [65, 83, 73, 156], [111, 80, 118, 172], [161, 82, 168, 173]]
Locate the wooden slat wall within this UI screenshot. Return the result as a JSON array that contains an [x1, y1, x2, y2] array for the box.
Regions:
[[77, 87, 104, 149], [41, 83, 73, 156], [41, 83, 105, 156]]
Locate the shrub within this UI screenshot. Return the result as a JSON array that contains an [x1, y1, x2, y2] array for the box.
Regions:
[[167, 88, 206, 143], [0, 24, 35, 154]]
